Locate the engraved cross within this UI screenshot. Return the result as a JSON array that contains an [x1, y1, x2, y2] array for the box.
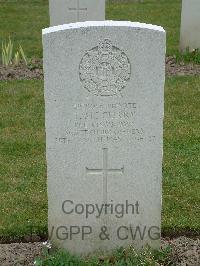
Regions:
[[86, 148, 124, 204], [68, 0, 87, 20]]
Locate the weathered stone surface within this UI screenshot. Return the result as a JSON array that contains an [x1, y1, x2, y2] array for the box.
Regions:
[[180, 0, 200, 51], [43, 21, 166, 255], [49, 0, 105, 26]]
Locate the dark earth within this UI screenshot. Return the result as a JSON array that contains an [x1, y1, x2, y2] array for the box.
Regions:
[[1, 57, 200, 81], [0, 237, 199, 265]]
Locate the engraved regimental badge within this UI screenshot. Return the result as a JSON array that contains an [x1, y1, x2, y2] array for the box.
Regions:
[[79, 39, 131, 96]]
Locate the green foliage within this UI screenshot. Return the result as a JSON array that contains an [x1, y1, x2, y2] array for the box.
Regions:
[[177, 48, 200, 64], [19, 44, 29, 65], [14, 51, 20, 65], [0, 0, 49, 58], [34, 245, 173, 266], [1, 38, 29, 66], [2, 38, 13, 66]]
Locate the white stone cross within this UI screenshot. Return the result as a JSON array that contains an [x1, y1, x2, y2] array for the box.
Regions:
[[68, 0, 87, 21], [86, 148, 124, 203]]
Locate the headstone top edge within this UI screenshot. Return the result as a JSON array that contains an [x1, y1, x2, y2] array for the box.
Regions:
[[42, 20, 165, 35]]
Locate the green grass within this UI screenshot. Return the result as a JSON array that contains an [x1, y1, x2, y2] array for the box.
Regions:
[[0, 77, 199, 241], [107, 0, 182, 57], [0, 0, 187, 59], [0, 80, 47, 240], [163, 77, 200, 235], [0, 0, 49, 58], [34, 245, 172, 266]]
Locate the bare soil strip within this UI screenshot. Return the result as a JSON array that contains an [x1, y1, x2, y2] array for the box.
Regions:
[[0, 237, 199, 266], [0, 58, 200, 81]]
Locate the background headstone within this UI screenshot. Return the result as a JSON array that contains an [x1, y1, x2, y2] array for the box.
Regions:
[[49, 0, 105, 26], [43, 21, 166, 255], [180, 0, 200, 51]]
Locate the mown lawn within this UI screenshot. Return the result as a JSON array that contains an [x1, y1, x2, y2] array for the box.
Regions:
[[0, 0, 182, 58], [0, 77, 199, 241], [0, 80, 47, 240], [163, 77, 200, 235]]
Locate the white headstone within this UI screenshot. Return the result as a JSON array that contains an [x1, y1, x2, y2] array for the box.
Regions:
[[43, 21, 166, 256], [180, 0, 200, 51], [49, 0, 105, 26]]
